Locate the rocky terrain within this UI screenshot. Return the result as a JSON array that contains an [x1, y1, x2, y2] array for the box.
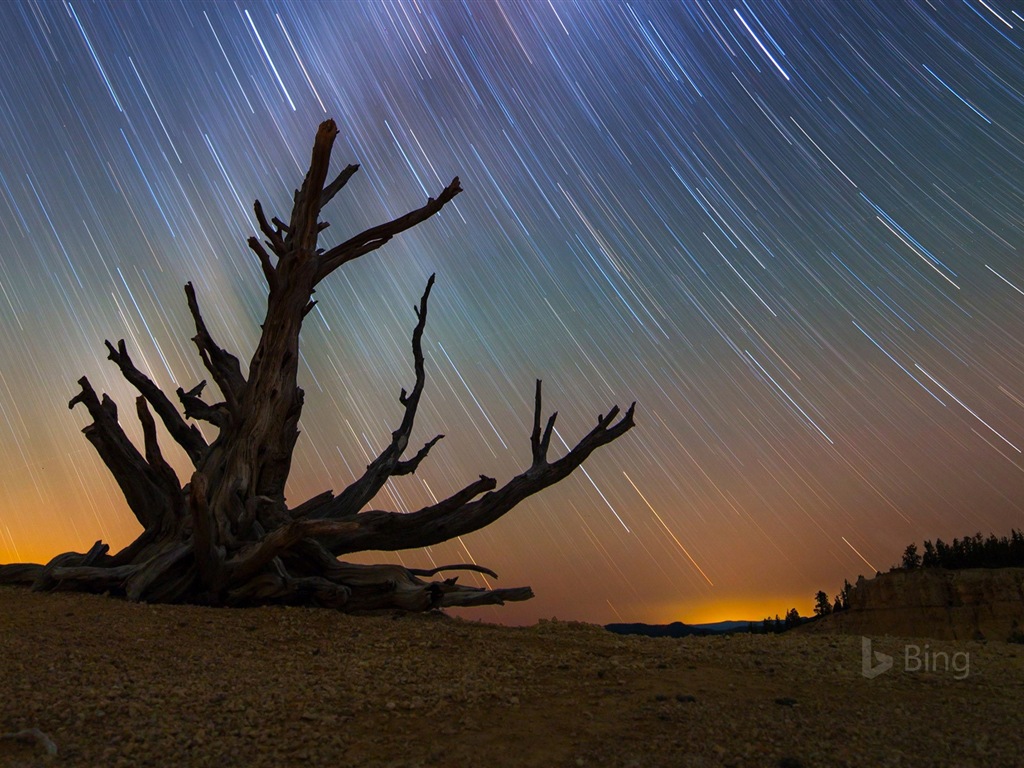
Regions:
[[806, 568, 1024, 641], [2, 586, 1023, 767]]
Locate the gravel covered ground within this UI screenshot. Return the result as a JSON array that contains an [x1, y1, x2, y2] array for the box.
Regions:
[[2, 586, 1022, 767]]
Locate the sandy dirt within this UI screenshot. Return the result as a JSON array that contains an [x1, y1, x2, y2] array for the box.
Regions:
[[1, 586, 1022, 767]]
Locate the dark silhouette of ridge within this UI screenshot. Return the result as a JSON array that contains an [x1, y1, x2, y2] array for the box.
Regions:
[[606, 617, 814, 638]]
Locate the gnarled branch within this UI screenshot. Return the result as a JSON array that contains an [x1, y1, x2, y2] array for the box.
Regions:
[[135, 397, 182, 511], [247, 237, 278, 290], [323, 385, 635, 555], [530, 378, 558, 467], [176, 380, 228, 427], [319, 163, 360, 211], [310, 275, 442, 520], [254, 199, 287, 257], [68, 378, 172, 531], [315, 178, 462, 284], [287, 120, 340, 254], [408, 563, 499, 579], [104, 339, 207, 466], [393, 433, 445, 476], [184, 282, 247, 410]]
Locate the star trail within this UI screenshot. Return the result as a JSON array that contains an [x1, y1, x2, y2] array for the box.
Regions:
[[1, 0, 1023, 624]]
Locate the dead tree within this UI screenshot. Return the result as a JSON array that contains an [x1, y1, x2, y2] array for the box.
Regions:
[[0, 120, 635, 612]]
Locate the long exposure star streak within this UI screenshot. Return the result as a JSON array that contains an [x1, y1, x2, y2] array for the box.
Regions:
[[1, 1, 1022, 624]]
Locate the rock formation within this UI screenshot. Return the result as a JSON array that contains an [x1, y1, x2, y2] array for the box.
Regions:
[[806, 567, 1024, 641]]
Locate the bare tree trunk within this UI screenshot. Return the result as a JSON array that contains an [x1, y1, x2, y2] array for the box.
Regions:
[[0, 120, 635, 613]]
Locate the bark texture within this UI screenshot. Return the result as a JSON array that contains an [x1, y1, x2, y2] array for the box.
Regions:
[[0, 119, 635, 612]]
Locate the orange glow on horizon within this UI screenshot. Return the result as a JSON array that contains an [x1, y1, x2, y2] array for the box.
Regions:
[[0, 493, 142, 567], [664, 594, 815, 625]]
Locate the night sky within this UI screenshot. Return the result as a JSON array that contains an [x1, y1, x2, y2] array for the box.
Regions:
[[1, 0, 1023, 624]]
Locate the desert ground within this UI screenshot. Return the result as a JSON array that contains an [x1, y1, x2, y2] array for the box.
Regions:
[[1, 586, 1022, 767]]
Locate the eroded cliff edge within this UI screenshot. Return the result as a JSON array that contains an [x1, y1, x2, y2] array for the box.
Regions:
[[805, 567, 1024, 640]]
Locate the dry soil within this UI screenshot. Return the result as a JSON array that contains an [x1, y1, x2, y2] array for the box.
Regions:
[[1, 586, 1022, 767]]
